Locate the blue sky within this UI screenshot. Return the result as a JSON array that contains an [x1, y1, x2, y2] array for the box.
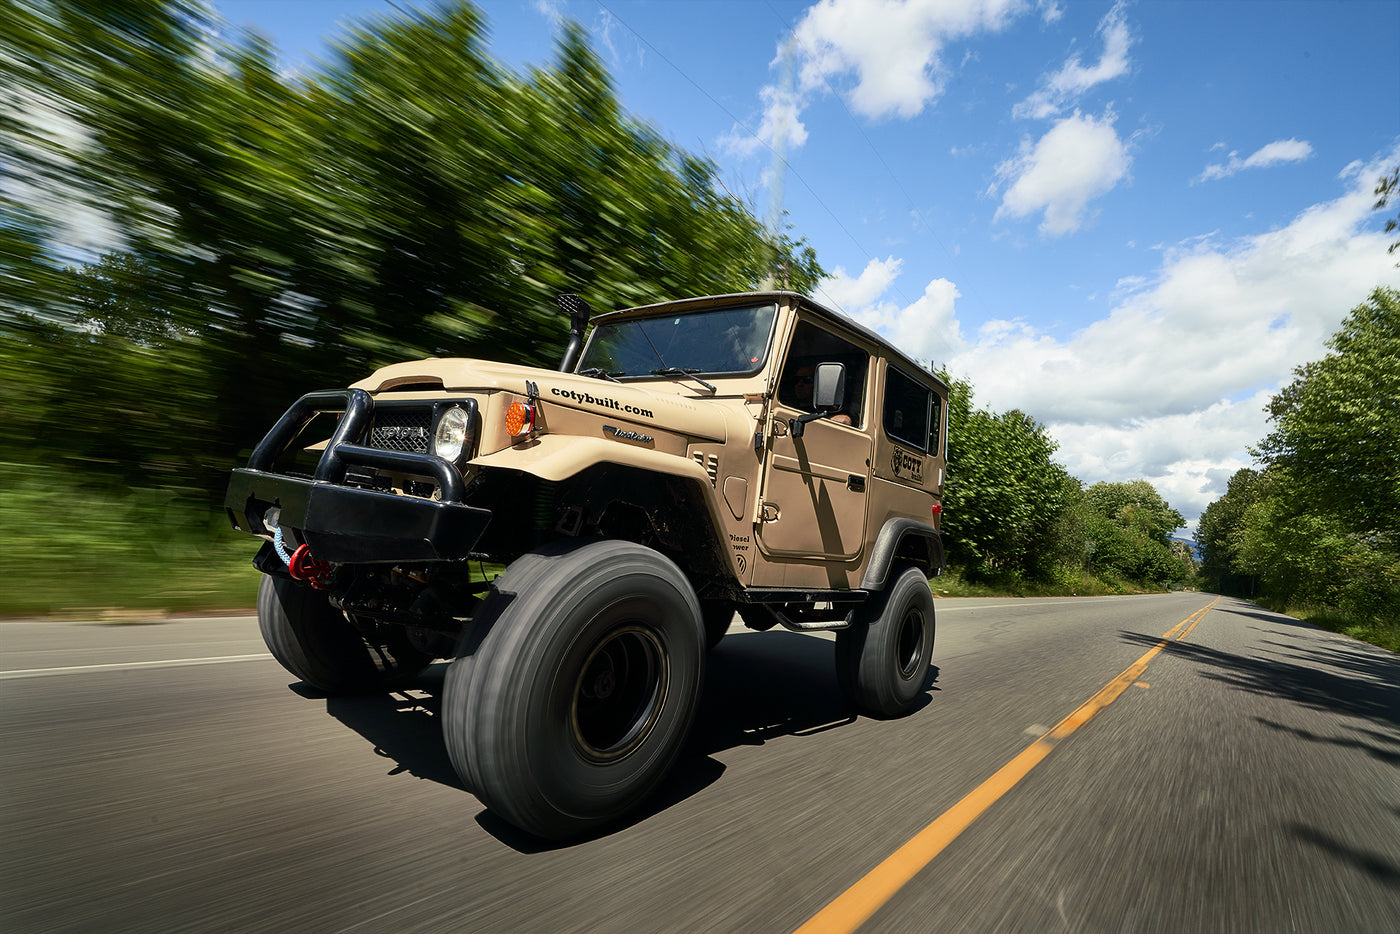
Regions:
[[213, 0, 1400, 528]]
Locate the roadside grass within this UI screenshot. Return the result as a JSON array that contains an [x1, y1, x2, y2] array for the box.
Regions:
[[1255, 599, 1400, 654], [0, 468, 507, 619], [930, 565, 1167, 599], [0, 467, 262, 618]]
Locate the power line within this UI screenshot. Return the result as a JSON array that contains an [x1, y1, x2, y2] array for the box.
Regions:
[[761, 1, 963, 309], [595, 1, 879, 309]]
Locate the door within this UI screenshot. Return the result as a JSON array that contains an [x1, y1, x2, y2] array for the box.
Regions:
[[755, 320, 872, 567]]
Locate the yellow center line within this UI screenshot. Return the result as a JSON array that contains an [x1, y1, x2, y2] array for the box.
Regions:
[[793, 597, 1220, 934]]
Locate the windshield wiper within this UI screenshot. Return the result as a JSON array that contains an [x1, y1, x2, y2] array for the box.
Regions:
[[649, 367, 716, 394], [578, 367, 624, 382]]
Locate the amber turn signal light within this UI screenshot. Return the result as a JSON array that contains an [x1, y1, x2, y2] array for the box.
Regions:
[[505, 400, 536, 436]]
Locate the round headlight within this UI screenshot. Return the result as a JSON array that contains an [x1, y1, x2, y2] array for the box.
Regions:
[[434, 405, 470, 462]]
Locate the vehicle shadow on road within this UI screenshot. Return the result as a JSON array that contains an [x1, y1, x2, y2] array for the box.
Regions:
[[693, 631, 856, 752], [309, 629, 939, 849], [318, 669, 464, 791], [690, 630, 937, 755]]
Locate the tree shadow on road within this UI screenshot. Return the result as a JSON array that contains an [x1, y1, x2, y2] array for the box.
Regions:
[[1290, 824, 1400, 886], [1213, 602, 1324, 631], [1254, 717, 1400, 767], [1121, 616, 1400, 888], [1117, 628, 1400, 736]]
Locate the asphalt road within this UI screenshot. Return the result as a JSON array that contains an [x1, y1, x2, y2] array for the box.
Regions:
[[3, 593, 1397, 933]]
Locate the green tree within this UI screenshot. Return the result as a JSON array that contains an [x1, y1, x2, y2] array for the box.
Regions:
[[1233, 470, 1398, 623], [1082, 480, 1190, 586], [941, 375, 1077, 581], [1255, 287, 1400, 546], [1084, 479, 1185, 546], [3, 0, 824, 497], [1195, 467, 1262, 595], [1197, 292, 1399, 632]]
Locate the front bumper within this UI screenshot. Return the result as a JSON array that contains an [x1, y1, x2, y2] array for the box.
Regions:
[[224, 388, 492, 564]]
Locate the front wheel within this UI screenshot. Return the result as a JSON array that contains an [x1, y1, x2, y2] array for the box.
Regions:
[[835, 565, 935, 717], [442, 539, 705, 840], [700, 601, 736, 650], [257, 574, 432, 694]]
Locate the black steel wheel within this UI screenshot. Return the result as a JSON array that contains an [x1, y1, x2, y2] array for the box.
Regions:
[[442, 538, 705, 840]]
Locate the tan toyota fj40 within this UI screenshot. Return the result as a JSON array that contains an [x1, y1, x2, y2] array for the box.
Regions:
[[225, 290, 948, 838]]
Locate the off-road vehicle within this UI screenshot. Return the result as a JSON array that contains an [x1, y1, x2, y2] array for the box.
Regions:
[[225, 290, 948, 839]]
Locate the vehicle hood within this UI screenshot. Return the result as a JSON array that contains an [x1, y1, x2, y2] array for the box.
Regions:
[[355, 358, 728, 443]]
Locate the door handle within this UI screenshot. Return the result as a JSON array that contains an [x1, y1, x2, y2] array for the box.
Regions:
[[847, 475, 866, 493]]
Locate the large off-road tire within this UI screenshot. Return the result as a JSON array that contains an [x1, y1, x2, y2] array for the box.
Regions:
[[442, 538, 705, 840], [257, 574, 432, 694], [835, 565, 935, 718], [700, 601, 735, 650]]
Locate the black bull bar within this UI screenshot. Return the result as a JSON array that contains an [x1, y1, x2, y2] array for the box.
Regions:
[[224, 389, 492, 564]]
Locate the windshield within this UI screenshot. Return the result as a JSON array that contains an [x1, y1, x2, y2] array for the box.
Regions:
[[578, 303, 777, 378]]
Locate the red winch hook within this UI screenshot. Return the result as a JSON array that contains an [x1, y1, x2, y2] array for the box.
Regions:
[[288, 544, 335, 590]]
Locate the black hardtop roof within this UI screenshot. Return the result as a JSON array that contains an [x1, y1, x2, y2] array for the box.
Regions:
[[599, 290, 950, 394]]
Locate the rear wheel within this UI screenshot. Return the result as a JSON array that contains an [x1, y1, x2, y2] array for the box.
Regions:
[[257, 574, 432, 694], [442, 538, 705, 840], [835, 566, 934, 717]]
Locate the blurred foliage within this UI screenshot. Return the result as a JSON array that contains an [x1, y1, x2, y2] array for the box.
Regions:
[[1376, 166, 1399, 261], [1198, 289, 1399, 645], [1, 0, 1200, 613], [0, 463, 262, 617], [2, 0, 822, 503]]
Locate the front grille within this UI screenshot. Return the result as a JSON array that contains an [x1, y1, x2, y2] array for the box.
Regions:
[[369, 408, 432, 454]]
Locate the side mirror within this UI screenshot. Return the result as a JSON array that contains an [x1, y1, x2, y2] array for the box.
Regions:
[[812, 362, 846, 411], [790, 362, 847, 438]]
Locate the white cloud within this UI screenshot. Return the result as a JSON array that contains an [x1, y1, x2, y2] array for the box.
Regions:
[[1013, 1, 1132, 119], [827, 148, 1400, 524], [1196, 138, 1314, 183], [993, 110, 1131, 235], [533, 0, 565, 24], [720, 83, 809, 158], [1037, 0, 1064, 25], [822, 255, 904, 307], [820, 257, 966, 365], [726, 0, 1030, 155], [793, 0, 1027, 119]]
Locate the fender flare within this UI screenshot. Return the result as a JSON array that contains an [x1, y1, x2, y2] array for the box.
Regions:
[[859, 518, 945, 591], [473, 441, 742, 586]]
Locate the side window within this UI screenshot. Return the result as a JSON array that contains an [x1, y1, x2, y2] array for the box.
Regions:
[[777, 320, 869, 428], [883, 365, 938, 453]]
